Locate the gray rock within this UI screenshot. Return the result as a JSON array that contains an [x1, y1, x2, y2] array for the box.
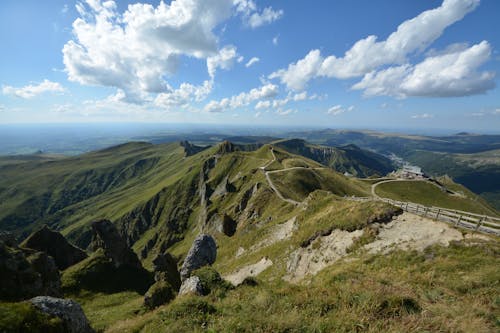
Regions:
[[89, 219, 141, 268], [30, 296, 94, 333], [178, 276, 203, 296], [24, 249, 62, 298], [0, 242, 61, 300], [180, 234, 217, 281], [21, 225, 88, 270]]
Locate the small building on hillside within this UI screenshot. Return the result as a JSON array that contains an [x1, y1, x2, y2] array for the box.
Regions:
[[401, 165, 425, 179]]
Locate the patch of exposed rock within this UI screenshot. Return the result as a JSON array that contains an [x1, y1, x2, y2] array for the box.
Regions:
[[207, 213, 237, 236], [284, 212, 466, 283], [250, 216, 296, 252], [178, 276, 204, 296], [180, 234, 217, 281], [21, 225, 87, 270], [285, 229, 363, 283], [89, 219, 141, 268], [30, 296, 94, 333], [224, 257, 273, 286], [364, 212, 463, 254], [210, 176, 235, 199]]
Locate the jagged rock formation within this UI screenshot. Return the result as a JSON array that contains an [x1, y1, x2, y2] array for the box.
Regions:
[[178, 276, 203, 296], [89, 219, 141, 268], [152, 253, 181, 288], [180, 234, 217, 281], [24, 249, 62, 297], [210, 176, 235, 199], [0, 236, 61, 300], [143, 252, 181, 309], [30, 296, 94, 333], [21, 225, 87, 270], [180, 140, 207, 156], [207, 213, 237, 236], [216, 140, 237, 155]]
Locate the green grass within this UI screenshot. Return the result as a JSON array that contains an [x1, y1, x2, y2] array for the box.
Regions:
[[0, 302, 65, 333], [70, 291, 145, 332], [375, 181, 498, 215], [61, 250, 153, 294], [103, 238, 500, 332]]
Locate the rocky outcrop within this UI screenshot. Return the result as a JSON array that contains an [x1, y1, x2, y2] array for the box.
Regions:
[[89, 219, 141, 268], [210, 176, 235, 199], [152, 253, 181, 289], [143, 280, 176, 309], [24, 249, 61, 297], [208, 213, 237, 236], [216, 140, 237, 155], [21, 225, 88, 270], [30, 296, 94, 333], [0, 240, 61, 300], [143, 252, 181, 309], [180, 234, 217, 281], [178, 276, 203, 296]]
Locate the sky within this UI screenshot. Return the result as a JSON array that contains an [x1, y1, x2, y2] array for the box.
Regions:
[[0, 0, 499, 132]]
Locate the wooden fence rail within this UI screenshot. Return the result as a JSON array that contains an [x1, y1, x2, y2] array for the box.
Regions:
[[344, 196, 500, 236], [379, 198, 500, 236]]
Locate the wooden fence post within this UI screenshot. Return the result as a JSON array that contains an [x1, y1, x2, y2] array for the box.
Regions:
[[436, 209, 441, 219], [455, 215, 462, 227], [475, 216, 485, 231]]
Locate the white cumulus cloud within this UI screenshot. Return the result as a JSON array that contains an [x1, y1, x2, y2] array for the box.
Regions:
[[245, 57, 260, 68], [411, 113, 434, 119], [327, 105, 354, 116], [234, 0, 283, 28], [63, 0, 234, 103], [268, 0, 491, 98], [204, 83, 279, 112], [207, 45, 239, 78], [2, 80, 65, 99], [352, 41, 495, 98]]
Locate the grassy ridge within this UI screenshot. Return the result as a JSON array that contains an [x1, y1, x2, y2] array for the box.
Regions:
[[375, 181, 498, 216]]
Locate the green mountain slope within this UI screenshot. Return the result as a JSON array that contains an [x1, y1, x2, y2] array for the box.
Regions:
[[273, 138, 394, 177]]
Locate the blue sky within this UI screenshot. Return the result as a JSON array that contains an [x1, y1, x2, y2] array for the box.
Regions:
[[0, 0, 499, 132]]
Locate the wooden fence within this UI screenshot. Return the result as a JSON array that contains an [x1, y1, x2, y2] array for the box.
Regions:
[[344, 196, 500, 236]]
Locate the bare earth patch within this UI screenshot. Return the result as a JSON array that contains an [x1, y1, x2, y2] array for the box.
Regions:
[[224, 257, 273, 286], [364, 212, 463, 253], [284, 229, 364, 283], [284, 212, 468, 283], [250, 216, 297, 252]]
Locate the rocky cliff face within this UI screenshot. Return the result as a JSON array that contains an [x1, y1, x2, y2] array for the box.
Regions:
[[21, 225, 87, 270], [0, 233, 61, 301], [89, 219, 141, 268]]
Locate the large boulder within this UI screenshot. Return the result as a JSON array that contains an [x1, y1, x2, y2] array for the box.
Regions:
[[0, 241, 61, 300], [89, 219, 141, 268], [21, 225, 88, 270], [180, 234, 217, 281], [30, 296, 94, 333]]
